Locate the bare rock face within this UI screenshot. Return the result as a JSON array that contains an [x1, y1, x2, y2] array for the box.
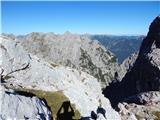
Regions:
[[124, 91, 160, 105], [121, 52, 138, 72], [0, 86, 51, 120], [103, 16, 160, 107], [123, 16, 160, 94], [17, 32, 125, 88], [0, 35, 121, 120]]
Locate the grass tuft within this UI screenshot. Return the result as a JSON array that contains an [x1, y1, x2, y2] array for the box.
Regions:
[[154, 111, 160, 120], [3, 75, 13, 80]]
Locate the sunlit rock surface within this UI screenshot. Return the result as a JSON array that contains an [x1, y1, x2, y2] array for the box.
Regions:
[[0, 35, 121, 120], [0, 86, 51, 120], [18, 32, 125, 88]]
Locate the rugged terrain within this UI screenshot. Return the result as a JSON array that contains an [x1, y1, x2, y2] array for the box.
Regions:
[[118, 91, 160, 120], [91, 35, 144, 63], [0, 35, 121, 120], [17, 32, 125, 88], [1, 16, 160, 120], [121, 52, 138, 72], [103, 16, 160, 119]]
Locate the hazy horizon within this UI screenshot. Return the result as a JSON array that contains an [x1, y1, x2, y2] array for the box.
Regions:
[[2, 31, 146, 36]]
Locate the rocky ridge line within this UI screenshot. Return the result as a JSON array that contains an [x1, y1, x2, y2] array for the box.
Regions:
[[17, 32, 125, 88]]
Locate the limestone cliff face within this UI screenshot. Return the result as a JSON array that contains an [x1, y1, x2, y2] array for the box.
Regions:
[[18, 32, 125, 88], [103, 16, 160, 107]]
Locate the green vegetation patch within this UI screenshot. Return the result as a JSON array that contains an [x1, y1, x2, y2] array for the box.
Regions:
[[0, 44, 7, 51], [14, 88, 80, 120], [3, 75, 14, 80], [154, 111, 160, 120], [50, 63, 59, 67], [108, 56, 117, 63]]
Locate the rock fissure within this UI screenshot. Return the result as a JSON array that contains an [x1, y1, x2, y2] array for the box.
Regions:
[[2, 62, 30, 81]]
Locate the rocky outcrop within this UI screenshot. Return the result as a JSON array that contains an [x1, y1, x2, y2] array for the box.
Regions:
[[0, 35, 121, 119], [118, 91, 160, 120], [17, 32, 125, 88], [121, 52, 138, 72], [103, 16, 160, 107], [123, 91, 160, 105], [0, 86, 51, 120]]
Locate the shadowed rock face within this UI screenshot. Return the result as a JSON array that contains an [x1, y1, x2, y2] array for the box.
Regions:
[[103, 16, 160, 107]]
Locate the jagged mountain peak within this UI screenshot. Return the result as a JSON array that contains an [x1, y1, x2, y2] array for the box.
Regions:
[[139, 16, 160, 55], [149, 16, 160, 33], [64, 31, 72, 35]]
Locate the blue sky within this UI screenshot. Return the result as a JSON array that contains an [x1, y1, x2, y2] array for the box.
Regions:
[[1, 1, 160, 35]]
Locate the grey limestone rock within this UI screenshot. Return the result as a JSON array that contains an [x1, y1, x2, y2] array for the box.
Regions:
[[0, 35, 121, 120], [118, 91, 160, 120], [18, 32, 125, 88], [0, 86, 51, 120]]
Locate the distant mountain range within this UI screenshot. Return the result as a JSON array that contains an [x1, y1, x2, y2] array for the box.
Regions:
[[91, 35, 145, 63], [3, 33, 144, 64]]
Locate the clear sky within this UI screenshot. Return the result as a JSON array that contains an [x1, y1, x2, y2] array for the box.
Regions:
[[1, 1, 160, 35]]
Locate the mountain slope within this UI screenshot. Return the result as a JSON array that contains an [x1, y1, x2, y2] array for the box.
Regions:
[[0, 35, 121, 119], [91, 35, 144, 63], [121, 52, 138, 72], [18, 32, 125, 88]]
